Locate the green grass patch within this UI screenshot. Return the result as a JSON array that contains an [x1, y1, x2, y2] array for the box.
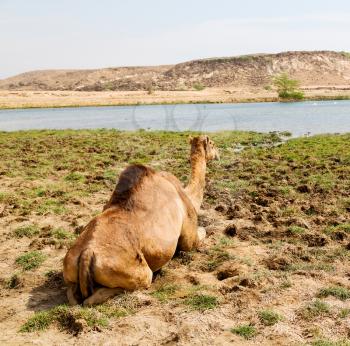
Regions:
[[279, 279, 292, 289], [20, 305, 109, 333], [15, 251, 46, 271], [150, 284, 179, 302], [299, 299, 330, 320], [325, 224, 350, 235], [95, 303, 129, 318], [20, 310, 54, 332], [231, 324, 257, 340], [258, 309, 282, 326], [312, 339, 350, 346], [20, 303, 132, 333], [287, 225, 306, 235], [184, 294, 218, 311], [318, 286, 350, 301], [50, 227, 75, 240], [64, 172, 85, 182], [37, 199, 67, 215], [13, 225, 40, 238], [339, 308, 350, 319]]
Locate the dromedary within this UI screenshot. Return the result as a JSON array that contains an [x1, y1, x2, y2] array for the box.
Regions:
[[63, 135, 219, 306]]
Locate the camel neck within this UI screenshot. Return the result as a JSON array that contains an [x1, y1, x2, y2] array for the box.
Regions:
[[186, 146, 207, 212]]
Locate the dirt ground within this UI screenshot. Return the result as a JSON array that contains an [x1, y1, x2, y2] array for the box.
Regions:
[[1, 87, 350, 109], [0, 130, 349, 345]]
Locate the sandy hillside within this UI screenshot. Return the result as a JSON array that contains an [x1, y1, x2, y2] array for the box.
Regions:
[[1, 51, 350, 92]]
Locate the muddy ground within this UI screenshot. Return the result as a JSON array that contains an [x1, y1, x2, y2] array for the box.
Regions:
[[0, 130, 349, 345]]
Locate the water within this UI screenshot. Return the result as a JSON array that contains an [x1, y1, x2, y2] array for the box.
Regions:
[[0, 100, 350, 136]]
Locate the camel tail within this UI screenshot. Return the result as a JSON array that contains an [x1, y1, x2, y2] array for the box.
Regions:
[[78, 248, 95, 299]]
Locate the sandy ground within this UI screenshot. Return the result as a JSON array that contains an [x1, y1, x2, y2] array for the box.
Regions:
[[1, 87, 350, 109]]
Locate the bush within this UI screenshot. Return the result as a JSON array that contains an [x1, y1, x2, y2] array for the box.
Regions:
[[193, 82, 205, 91], [273, 73, 304, 101]]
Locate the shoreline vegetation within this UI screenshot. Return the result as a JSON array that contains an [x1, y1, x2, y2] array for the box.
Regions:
[[1, 89, 350, 110]]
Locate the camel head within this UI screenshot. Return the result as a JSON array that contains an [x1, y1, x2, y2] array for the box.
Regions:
[[190, 135, 220, 161]]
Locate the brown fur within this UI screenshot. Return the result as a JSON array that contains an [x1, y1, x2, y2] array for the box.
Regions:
[[63, 135, 219, 306]]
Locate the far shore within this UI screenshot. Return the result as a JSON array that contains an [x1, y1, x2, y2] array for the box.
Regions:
[[1, 87, 350, 110]]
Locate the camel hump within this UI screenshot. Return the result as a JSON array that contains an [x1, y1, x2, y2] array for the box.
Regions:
[[109, 164, 155, 208]]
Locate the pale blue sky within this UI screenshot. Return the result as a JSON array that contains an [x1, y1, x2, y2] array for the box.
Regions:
[[1, 0, 350, 78]]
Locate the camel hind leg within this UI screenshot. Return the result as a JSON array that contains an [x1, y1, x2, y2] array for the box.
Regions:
[[83, 287, 125, 306], [66, 283, 82, 306], [83, 260, 153, 306]]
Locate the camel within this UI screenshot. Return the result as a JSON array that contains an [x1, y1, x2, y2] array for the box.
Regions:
[[63, 135, 219, 306]]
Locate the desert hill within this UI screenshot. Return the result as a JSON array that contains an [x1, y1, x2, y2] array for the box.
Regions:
[[1, 51, 350, 92]]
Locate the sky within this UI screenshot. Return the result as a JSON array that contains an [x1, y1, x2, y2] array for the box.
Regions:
[[1, 0, 350, 78]]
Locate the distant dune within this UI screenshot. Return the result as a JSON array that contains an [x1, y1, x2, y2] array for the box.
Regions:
[[1, 51, 350, 92]]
